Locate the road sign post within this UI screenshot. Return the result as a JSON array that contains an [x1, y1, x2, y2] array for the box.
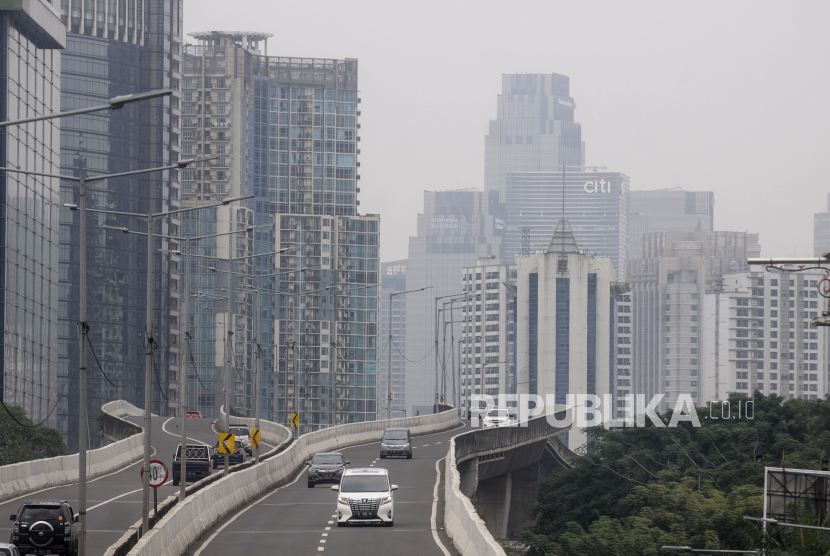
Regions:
[[251, 429, 261, 448], [218, 433, 235, 454], [290, 413, 299, 429]]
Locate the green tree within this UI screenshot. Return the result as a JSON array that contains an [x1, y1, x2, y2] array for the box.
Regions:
[[0, 405, 68, 465]]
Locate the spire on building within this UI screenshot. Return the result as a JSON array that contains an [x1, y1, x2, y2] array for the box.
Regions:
[[548, 220, 580, 253]]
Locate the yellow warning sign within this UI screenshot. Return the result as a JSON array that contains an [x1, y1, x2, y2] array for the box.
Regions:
[[251, 429, 261, 448], [218, 433, 235, 454], [290, 413, 299, 429]]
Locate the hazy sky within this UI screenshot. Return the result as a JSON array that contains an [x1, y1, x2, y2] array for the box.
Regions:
[[184, 0, 830, 262]]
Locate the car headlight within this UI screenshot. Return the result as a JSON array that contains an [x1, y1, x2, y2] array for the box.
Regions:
[[380, 495, 392, 504], [381, 443, 389, 449], [337, 496, 349, 505]]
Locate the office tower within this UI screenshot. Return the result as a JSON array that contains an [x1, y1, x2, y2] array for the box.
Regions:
[[504, 170, 629, 276], [0, 0, 64, 427], [814, 194, 830, 257], [629, 189, 715, 260], [404, 190, 503, 416], [378, 260, 407, 418], [627, 231, 761, 410], [703, 270, 828, 402], [183, 33, 379, 430], [56, 0, 183, 450], [459, 261, 517, 411], [516, 221, 615, 448], [484, 73, 584, 203]]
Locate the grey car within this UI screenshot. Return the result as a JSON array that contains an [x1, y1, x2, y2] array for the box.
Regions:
[[307, 452, 350, 488], [0, 542, 21, 556], [379, 428, 412, 459]]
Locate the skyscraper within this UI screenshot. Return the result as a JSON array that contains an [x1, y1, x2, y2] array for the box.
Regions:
[[404, 190, 503, 416], [378, 260, 407, 418], [182, 33, 379, 429], [814, 194, 830, 257], [627, 231, 761, 409], [0, 0, 64, 427], [504, 170, 629, 277], [484, 73, 584, 203], [56, 0, 183, 450], [516, 221, 616, 448], [629, 189, 715, 260]]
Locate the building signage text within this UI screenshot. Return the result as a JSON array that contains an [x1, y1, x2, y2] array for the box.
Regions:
[[584, 178, 612, 194]]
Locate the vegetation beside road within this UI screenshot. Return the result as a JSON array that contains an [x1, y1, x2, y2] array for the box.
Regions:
[[520, 393, 830, 556], [0, 404, 68, 465]]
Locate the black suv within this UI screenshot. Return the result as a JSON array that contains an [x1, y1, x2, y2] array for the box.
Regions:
[[10, 500, 79, 556], [306, 452, 349, 488]]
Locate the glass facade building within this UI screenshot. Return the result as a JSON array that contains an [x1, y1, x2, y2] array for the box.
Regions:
[[182, 33, 379, 430], [504, 171, 629, 278], [484, 73, 584, 203], [0, 0, 64, 427], [404, 190, 503, 416], [629, 189, 714, 260], [57, 0, 183, 449]]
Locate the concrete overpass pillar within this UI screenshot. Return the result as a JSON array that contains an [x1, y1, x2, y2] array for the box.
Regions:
[[506, 461, 541, 536], [475, 473, 512, 539], [458, 457, 478, 499]]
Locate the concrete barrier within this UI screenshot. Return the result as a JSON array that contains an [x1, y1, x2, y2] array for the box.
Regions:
[[444, 433, 507, 556], [122, 410, 461, 556], [0, 400, 145, 503]]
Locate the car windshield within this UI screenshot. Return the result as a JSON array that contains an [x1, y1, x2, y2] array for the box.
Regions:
[[229, 427, 248, 436], [19, 507, 61, 521], [340, 475, 389, 492], [488, 409, 509, 418], [312, 454, 343, 465], [382, 431, 408, 441]]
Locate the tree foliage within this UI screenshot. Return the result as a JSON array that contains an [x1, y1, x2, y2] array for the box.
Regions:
[[522, 393, 830, 555], [0, 405, 68, 465]]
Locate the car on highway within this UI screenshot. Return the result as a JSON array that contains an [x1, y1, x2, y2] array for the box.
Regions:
[[483, 407, 513, 428], [186, 410, 202, 418], [306, 452, 350, 488], [9, 500, 79, 556], [379, 428, 412, 459], [332, 468, 397, 527], [0, 542, 21, 556], [212, 440, 245, 468], [229, 423, 253, 456]]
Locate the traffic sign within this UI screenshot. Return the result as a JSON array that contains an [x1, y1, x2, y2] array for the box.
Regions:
[[290, 413, 299, 429], [140, 460, 169, 488], [218, 433, 235, 454], [251, 429, 261, 447]]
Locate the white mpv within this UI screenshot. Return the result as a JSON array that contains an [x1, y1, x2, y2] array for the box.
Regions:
[[332, 468, 397, 527]]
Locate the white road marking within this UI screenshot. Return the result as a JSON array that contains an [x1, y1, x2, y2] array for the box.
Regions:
[[431, 457, 452, 556], [322, 533, 328, 536], [325, 527, 330, 530], [192, 464, 308, 556], [86, 488, 142, 512], [422, 444, 429, 446], [436, 442, 442, 444], [320, 539, 326, 543], [162, 416, 210, 445], [317, 548, 324, 552], [327, 521, 333, 524]]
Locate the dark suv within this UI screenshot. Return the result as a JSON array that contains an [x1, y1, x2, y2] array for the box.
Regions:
[[380, 428, 412, 459], [10, 500, 79, 556], [307, 452, 349, 488]]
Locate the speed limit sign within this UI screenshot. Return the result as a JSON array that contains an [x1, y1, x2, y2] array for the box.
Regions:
[[140, 460, 169, 488]]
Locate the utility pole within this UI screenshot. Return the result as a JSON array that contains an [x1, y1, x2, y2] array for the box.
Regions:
[[224, 235, 234, 475], [386, 287, 430, 419], [253, 287, 261, 463], [141, 210, 154, 533], [178, 238, 190, 501], [77, 173, 88, 556]]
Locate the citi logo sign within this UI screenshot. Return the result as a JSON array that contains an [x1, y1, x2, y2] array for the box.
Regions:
[[584, 176, 612, 194]]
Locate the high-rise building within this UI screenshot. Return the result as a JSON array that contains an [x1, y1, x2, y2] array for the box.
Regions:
[[378, 260, 407, 418], [56, 0, 182, 449], [703, 270, 829, 403], [484, 73, 584, 203], [182, 33, 379, 430], [504, 170, 629, 277], [814, 194, 830, 257], [516, 221, 616, 448], [459, 261, 517, 411], [0, 0, 64, 427], [404, 190, 503, 416], [629, 189, 715, 260], [627, 231, 761, 410]]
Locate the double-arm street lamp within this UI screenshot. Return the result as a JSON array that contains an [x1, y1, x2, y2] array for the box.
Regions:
[[385, 287, 432, 419], [0, 87, 174, 556], [89, 192, 254, 528]]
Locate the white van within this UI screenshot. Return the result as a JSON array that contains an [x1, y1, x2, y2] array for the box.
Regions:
[[483, 407, 512, 428], [332, 468, 397, 527], [229, 424, 252, 455]]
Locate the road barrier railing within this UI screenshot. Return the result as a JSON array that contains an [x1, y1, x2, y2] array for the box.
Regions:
[[0, 400, 145, 503], [114, 409, 460, 556]]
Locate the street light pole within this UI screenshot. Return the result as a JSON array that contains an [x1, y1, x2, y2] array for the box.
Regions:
[[386, 287, 431, 419], [141, 210, 154, 531]]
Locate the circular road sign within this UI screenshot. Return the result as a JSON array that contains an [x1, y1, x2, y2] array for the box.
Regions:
[[140, 460, 169, 488]]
